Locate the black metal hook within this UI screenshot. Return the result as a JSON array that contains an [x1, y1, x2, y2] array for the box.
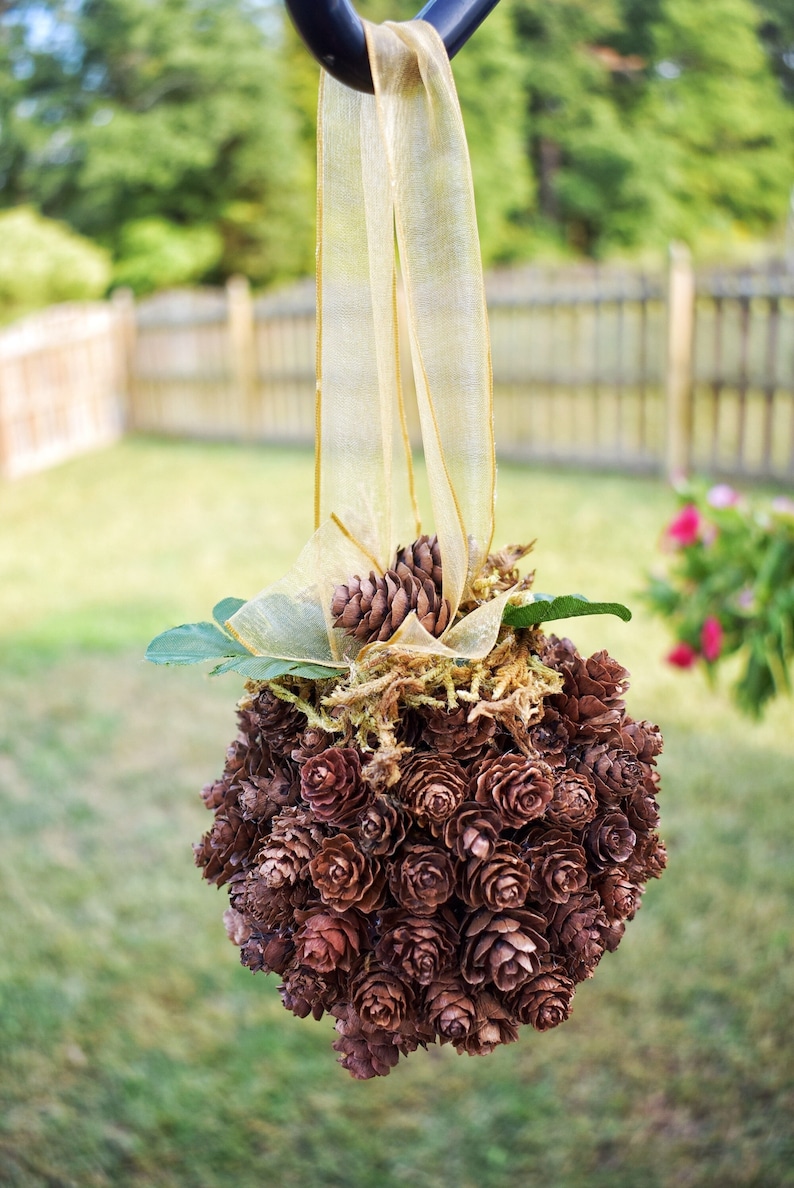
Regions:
[[284, 0, 502, 93]]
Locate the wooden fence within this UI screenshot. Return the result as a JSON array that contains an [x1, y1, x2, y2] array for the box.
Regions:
[[3, 250, 794, 484], [0, 302, 125, 479]]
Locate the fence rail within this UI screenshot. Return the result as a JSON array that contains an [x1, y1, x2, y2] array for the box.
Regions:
[[2, 250, 794, 483]]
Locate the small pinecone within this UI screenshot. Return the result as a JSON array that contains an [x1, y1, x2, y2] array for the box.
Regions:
[[351, 965, 414, 1034], [255, 689, 306, 757], [300, 747, 369, 827], [398, 754, 467, 832], [523, 829, 589, 905], [308, 835, 386, 913], [424, 978, 478, 1042], [443, 801, 503, 862], [545, 770, 598, 828], [389, 843, 455, 916], [506, 963, 576, 1030], [331, 1004, 402, 1080], [452, 992, 519, 1056], [421, 705, 497, 762], [256, 807, 325, 889], [292, 907, 368, 974], [239, 928, 293, 975], [545, 893, 607, 983], [331, 534, 450, 645], [472, 752, 554, 828], [354, 795, 407, 857], [461, 907, 549, 992], [278, 965, 342, 1020], [376, 909, 458, 986], [459, 842, 531, 912], [194, 806, 262, 887]]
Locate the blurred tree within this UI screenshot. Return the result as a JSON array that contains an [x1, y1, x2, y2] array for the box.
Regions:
[[642, 0, 794, 242], [1, 0, 314, 291], [755, 0, 794, 102], [0, 206, 111, 321]]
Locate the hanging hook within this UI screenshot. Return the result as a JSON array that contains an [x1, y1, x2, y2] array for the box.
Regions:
[[284, 0, 502, 93]]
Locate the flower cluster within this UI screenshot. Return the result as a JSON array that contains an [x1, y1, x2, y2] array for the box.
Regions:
[[194, 630, 665, 1079], [646, 486, 794, 716]]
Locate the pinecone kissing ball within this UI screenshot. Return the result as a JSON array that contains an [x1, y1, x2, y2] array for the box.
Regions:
[[196, 539, 666, 1080]]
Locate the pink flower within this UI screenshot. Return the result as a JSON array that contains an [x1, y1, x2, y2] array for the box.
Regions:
[[700, 617, 723, 663], [707, 484, 740, 509], [666, 504, 701, 547], [667, 642, 698, 669]]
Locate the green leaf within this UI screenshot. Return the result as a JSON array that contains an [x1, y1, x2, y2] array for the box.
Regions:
[[146, 621, 251, 665], [212, 597, 247, 630], [502, 594, 632, 628], [209, 656, 346, 680]]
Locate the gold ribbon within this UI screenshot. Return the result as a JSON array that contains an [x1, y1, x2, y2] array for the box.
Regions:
[[228, 20, 510, 667]]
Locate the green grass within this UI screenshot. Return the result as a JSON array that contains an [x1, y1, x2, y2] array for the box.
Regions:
[[1, 437, 792, 1187]]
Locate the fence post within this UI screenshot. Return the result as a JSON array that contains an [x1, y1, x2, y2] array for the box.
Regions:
[[112, 287, 137, 430], [226, 275, 258, 439], [665, 242, 695, 482]]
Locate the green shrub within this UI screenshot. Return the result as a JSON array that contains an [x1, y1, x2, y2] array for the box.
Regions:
[[0, 207, 111, 324], [112, 218, 223, 295]]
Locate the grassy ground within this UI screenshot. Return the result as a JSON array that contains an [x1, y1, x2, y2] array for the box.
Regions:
[[1, 437, 792, 1188]]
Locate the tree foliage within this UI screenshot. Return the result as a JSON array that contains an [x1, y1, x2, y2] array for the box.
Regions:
[[0, 0, 792, 293]]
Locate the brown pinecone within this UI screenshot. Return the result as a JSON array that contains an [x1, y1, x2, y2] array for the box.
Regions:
[[523, 829, 588, 905], [256, 807, 326, 889], [239, 928, 294, 975], [472, 752, 554, 828], [505, 963, 576, 1030], [194, 805, 261, 887], [331, 1004, 402, 1079], [546, 770, 598, 829], [421, 705, 497, 762], [237, 761, 299, 822], [223, 907, 252, 946], [452, 992, 519, 1056], [396, 533, 444, 584], [578, 742, 644, 801], [389, 843, 455, 916], [583, 810, 637, 867], [621, 719, 664, 762], [624, 788, 661, 833], [331, 534, 450, 644], [595, 869, 644, 922], [241, 865, 312, 931], [443, 801, 503, 861], [626, 833, 667, 881], [308, 835, 386, 913], [300, 747, 369, 827], [353, 795, 407, 857], [424, 978, 478, 1042], [545, 892, 607, 982], [291, 726, 334, 765], [460, 842, 531, 912], [376, 909, 458, 986], [398, 754, 467, 832], [545, 644, 628, 744], [278, 965, 342, 1021], [292, 907, 368, 973], [351, 965, 414, 1034], [254, 689, 306, 757], [461, 907, 549, 992]]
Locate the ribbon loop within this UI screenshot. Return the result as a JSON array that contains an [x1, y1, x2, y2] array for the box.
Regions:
[[229, 20, 502, 665]]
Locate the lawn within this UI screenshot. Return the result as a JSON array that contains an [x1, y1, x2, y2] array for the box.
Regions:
[[1, 437, 792, 1187]]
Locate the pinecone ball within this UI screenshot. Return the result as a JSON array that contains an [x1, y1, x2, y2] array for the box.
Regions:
[[194, 548, 666, 1080]]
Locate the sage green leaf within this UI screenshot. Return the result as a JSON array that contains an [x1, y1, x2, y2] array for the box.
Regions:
[[502, 594, 632, 628], [146, 621, 251, 665], [212, 597, 247, 630], [210, 656, 346, 680]]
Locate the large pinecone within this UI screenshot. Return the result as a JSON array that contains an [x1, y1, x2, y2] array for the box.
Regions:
[[331, 534, 451, 644], [194, 625, 666, 1080]]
